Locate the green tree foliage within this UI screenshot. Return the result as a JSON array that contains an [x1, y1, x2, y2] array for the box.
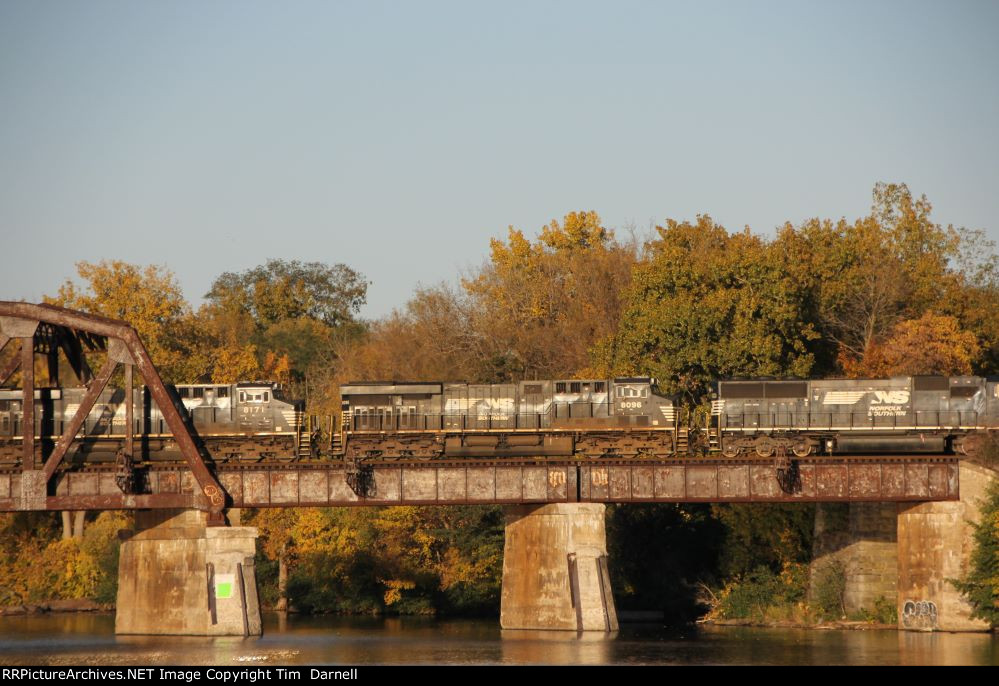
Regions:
[[595, 215, 818, 399], [201, 259, 368, 402], [952, 478, 999, 626], [253, 506, 503, 615], [206, 259, 367, 329], [711, 504, 815, 578], [774, 183, 997, 374]]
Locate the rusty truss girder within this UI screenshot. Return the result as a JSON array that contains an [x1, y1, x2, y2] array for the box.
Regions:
[[0, 302, 225, 513]]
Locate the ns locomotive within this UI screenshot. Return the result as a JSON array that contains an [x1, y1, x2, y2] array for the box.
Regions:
[[339, 377, 681, 459], [0, 381, 309, 464], [712, 375, 999, 457]]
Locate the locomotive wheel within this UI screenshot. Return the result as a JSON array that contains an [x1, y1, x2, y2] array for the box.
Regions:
[[754, 442, 775, 458], [721, 443, 740, 458], [792, 442, 812, 458]]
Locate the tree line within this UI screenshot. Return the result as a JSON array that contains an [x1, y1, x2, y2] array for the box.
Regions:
[[2, 182, 997, 621]]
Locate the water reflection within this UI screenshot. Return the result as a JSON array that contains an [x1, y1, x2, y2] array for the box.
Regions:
[[500, 629, 617, 665], [897, 630, 997, 667], [0, 614, 996, 665]]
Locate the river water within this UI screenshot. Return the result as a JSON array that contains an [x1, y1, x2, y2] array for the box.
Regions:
[[0, 613, 997, 666]]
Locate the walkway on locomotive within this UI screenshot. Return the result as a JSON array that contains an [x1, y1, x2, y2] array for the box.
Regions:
[[341, 378, 676, 433]]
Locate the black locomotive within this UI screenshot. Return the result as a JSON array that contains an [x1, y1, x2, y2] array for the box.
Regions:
[[338, 377, 680, 459], [712, 375, 999, 457]]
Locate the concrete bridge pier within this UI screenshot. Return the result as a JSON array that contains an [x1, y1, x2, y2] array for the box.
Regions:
[[500, 503, 618, 632], [897, 461, 994, 632], [809, 502, 899, 617], [115, 509, 261, 636]]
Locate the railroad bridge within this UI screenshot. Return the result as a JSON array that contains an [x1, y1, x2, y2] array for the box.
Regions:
[[0, 302, 992, 635]]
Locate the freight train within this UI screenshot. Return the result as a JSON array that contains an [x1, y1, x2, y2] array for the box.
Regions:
[[0, 374, 996, 465]]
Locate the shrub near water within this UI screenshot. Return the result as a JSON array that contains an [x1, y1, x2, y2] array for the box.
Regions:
[[0, 511, 128, 605], [711, 563, 809, 622]]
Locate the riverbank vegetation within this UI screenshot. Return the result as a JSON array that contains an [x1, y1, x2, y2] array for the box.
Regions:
[[2, 183, 998, 625]]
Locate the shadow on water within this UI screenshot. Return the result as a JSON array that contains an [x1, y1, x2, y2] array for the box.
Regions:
[[0, 613, 996, 665]]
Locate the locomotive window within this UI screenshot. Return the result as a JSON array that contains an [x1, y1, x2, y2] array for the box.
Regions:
[[178, 387, 190, 398], [950, 386, 979, 398], [0, 401, 7, 411], [217, 387, 229, 398], [570, 382, 581, 393], [556, 382, 567, 393], [263, 392, 269, 402], [582, 382, 591, 391], [239, 392, 246, 403], [616, 386, 647, 398], [193, 388, 204, 399], [595, 382, 606, 393]]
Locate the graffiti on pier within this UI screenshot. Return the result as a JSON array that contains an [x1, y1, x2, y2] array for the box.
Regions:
[[901, 599, 938, 630]]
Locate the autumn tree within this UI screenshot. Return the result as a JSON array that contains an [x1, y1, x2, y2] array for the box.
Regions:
[[45, 261, 192, 382], [332, 286, 479, 385], [595, 215, 818, 399], [462, 211, 638, 381], [202, 259, 368, 401], [774, 183, 995, 375], [206, 259, 367, 329], [840, 313, 981, 378]]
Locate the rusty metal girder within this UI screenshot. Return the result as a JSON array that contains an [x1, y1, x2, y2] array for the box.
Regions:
[[0, 301, 225, 513], [0, 455, 961, 511], [41, 356, 117, 480]]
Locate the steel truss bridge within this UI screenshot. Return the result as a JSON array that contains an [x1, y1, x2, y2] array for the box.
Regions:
[[0, 302, 961, 514]]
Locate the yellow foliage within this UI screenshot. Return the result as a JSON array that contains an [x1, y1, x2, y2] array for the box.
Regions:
[[211, 344, 261, 383], [380, 578, 416, 606], [46, 261, 191, 381]]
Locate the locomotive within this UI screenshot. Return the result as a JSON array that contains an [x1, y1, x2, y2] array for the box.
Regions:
[[712, 375, 999, 457], [338, 376, 680, 459], [0, 381, 309, 464]]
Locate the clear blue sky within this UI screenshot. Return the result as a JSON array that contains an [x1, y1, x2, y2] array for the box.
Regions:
[[2, 0, 997, 318]]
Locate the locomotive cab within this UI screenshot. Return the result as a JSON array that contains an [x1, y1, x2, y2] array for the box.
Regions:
[[611, 377, 675, 428]]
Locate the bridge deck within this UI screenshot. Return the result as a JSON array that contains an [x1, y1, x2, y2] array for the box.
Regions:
[[0, 455, 959, 510]]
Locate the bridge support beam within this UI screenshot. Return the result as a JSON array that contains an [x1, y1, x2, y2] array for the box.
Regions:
[[500, 503, 617, 632], [897, 461, 995, 632], [115, 509, 261, 636], [810, 502, 898, 617]]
